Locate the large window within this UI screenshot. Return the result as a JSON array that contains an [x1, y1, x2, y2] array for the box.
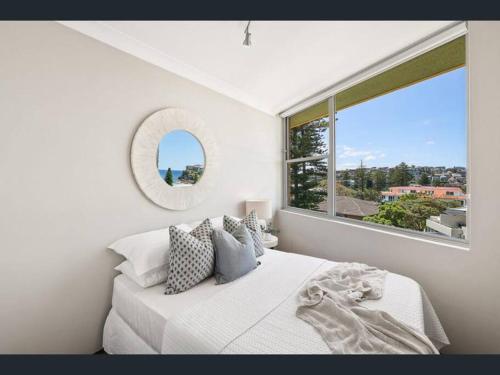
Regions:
[[285, 35, 468, 241]]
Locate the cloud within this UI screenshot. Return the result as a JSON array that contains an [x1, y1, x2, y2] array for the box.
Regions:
[[338, 146, 372, 159], [338, 145, 386, 164], [425, 139, 435, 145]]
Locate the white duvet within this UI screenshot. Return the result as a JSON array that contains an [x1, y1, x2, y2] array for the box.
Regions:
[[105, 249, 449, 354]]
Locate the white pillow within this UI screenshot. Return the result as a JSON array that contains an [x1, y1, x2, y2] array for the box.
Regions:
[[108, 223, 191, 276], [115, 260, 168, 288], [211, 216, 224, 230], [186, 216, 225, 230]]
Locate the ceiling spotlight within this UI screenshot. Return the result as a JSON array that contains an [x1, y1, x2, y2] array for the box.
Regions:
[[243, 21, 252, 47]]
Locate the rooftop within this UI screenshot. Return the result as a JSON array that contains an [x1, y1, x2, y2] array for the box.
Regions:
[[320, 196, 379, 218], [382, 185, 465, 200]]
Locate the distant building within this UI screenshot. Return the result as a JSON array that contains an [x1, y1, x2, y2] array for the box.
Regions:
[[186, 164, 204, 172], [426, 207, 467, 240], [381, 185, 466, 206], [178, 164, 204, 184]]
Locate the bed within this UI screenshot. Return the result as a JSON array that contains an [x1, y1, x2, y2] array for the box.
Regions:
[[103, 249, 449, 354]]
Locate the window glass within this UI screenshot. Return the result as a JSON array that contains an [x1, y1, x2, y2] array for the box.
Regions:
[[288, 159, 328, 212], [288, 100, 329, 159], [335, 67, 467, 239]]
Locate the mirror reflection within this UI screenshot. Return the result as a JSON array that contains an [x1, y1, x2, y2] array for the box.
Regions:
[[157, 130, 205, 186]]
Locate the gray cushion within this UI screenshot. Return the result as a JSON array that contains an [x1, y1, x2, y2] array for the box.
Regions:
[[213, 224, 258, 284], [165, 218, 215, 295], [223, 210, 264, 257]]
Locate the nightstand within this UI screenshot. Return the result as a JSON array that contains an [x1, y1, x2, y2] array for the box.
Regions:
[[262, 234, 278, 249]]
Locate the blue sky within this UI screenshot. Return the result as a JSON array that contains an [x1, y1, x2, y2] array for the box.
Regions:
[[335, 67, 467, 170], [158, 130, 205, 170]]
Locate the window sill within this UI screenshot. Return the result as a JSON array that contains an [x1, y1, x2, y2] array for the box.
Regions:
[[280, 207, 470, 252]]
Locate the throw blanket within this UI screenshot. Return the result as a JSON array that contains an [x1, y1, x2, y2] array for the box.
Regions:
[[296, 263, 439, 354]]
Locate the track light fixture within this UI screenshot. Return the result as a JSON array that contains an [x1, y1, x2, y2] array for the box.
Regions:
[[243, 21, 252, 47]]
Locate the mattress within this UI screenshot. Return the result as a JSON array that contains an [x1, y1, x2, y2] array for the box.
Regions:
[[111, 268, 234, 353], [105, 249, 448, 354], [103, 309, 157, 354]]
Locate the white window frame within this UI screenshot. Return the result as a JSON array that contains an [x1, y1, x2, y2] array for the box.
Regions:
[[282, 21, 470, 247]]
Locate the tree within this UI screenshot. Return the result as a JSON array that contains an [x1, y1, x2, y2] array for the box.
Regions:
[[389, 162, 413, 186], [360, 189, 381, 202], [432, 178, 444, 187], [366, 176, 374, 190], [363, 194, 458, 231], [165, 168, 174, 186], [289, 118, 328, 210], [341, 170, 351, 186], [418, 173, 431, 185], [374, 170, 387, 191], [355, 160, 366, 191], [336, 182, 357, 197]]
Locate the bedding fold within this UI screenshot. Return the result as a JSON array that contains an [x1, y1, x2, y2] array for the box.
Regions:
[[296, 263, 439, 354]]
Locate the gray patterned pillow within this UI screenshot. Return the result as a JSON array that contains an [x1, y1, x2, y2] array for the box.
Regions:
[[223, 210, 264, 257], [165, 218, 215, 295]]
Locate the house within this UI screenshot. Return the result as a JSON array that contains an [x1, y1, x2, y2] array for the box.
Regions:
[[381, 185, 466, 206], [426, 207, 467, 240]]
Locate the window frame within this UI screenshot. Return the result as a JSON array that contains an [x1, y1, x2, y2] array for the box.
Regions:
[[282, 29, 470, 246]]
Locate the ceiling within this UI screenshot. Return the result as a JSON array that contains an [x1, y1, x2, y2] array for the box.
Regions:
[[59, 21, 456, 115]]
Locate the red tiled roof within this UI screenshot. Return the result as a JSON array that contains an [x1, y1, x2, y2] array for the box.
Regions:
[[382, 186, 465, 200]]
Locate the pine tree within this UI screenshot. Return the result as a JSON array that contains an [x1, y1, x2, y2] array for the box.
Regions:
[[289, 118, 328, 211], [389, 162, 413, 186], [418, 173, 430, 185], [374, 170, 387, 191], [355, 160, 366, 191], [165, 168, 174, 186], [341, 170, 350, 186], [366, 175, 374, 189]]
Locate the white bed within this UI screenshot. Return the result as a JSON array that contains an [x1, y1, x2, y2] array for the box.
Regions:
[[103, 249, 449, 354]]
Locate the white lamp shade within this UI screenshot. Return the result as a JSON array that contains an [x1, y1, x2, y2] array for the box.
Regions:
[[245, 200, 272, 220]]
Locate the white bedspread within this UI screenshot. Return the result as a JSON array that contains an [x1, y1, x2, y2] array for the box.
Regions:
[[111, 270, 234, 352], [159, 250, 449, 354]]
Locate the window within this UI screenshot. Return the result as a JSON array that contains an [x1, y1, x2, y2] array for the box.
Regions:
[[286, 101, 329, 212], [285, 36, 468, 242]]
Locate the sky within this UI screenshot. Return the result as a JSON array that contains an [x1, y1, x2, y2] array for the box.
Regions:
[[335, 67, 467, 171], [157, 130, 205, 170]]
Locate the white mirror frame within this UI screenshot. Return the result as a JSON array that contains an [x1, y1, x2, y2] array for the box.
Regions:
[[131, 108, 219, 210]]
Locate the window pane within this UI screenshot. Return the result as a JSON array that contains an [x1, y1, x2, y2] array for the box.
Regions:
[[288, 158, 328, 212], [335, 66, 467, 241], [288, 102, 329, 159], [335, 36, 465, 112]]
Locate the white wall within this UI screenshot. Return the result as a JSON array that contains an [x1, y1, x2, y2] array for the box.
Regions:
[[278, 21, 500, 354], [0, 22, 281, 354]]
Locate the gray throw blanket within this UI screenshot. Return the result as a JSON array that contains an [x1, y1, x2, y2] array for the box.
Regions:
[[296, 263, 439, 354]]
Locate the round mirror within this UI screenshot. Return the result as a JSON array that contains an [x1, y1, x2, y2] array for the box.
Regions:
[[157, 130, 205, 187], [131, 107, 219, 210]]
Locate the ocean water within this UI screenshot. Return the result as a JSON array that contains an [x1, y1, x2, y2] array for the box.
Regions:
[[158, 169, 183, 183]]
